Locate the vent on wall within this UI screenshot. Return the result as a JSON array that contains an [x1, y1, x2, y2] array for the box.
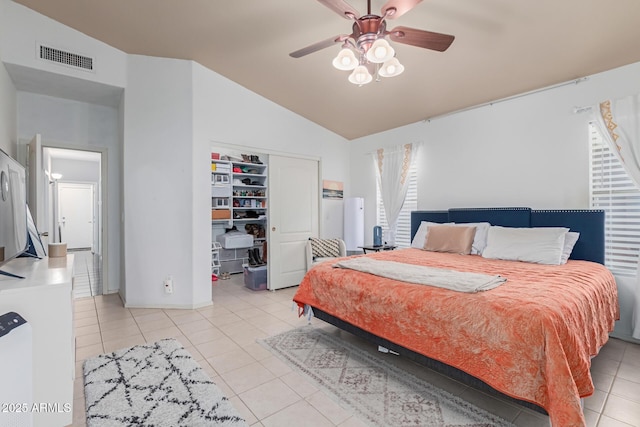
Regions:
[[38, 44, 94, 71]]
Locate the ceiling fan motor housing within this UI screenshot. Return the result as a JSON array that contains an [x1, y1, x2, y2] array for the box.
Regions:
[[353, 16, 386, 54]]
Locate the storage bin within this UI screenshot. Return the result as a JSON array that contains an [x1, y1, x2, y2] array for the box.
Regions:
[[216, 231, 253, 248], [244, 265, 267, 291], [211, 186, 231, 197], [211, 209, 231, 220]]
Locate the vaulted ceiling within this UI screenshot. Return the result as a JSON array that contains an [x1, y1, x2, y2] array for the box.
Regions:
[[12, 0, 640, 140]]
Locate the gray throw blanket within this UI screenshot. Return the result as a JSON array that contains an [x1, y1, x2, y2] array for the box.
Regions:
[[333, 257, 506, 292]]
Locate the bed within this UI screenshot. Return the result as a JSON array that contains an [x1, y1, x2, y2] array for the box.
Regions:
[[293, 208, 619, 427]]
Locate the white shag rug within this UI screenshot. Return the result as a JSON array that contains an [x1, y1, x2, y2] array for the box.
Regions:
[[83, 338, 247, 427]]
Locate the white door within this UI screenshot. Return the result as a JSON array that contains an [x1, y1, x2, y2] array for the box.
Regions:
[[58, 183, 94, 250], [27, 134, 46, 233], [268, 155, 319, 290]]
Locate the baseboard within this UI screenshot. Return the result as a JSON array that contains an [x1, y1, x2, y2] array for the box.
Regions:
[[124, 300, 213, 310], [610, 331, 640, 344]]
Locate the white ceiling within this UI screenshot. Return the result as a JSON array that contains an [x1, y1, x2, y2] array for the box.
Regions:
[[46, 147, 100, 163], [12, 0, 640, 140]]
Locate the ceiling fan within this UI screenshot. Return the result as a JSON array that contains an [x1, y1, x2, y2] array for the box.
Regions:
[[290, 0, 455, 84]]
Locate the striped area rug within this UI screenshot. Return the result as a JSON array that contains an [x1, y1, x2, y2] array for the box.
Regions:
[[260, 326, 516, 427]]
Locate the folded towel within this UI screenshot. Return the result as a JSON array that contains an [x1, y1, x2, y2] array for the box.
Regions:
[[334, 257, 506, 292]]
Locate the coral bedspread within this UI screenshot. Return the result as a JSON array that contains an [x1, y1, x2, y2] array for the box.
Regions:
[[293, 248, 619, 427]]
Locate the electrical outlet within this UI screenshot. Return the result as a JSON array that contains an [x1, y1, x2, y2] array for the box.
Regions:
[[164, 276, 173, 294]]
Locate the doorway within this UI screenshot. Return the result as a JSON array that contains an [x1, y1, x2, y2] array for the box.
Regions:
[[44, 147, 104, 298], [58, 182, 95, 250]]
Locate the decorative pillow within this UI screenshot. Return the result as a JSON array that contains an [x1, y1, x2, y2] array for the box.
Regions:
[[424, 225, 477, 255], [560, 232, 580, 264], [482, 226, 569, 265], [309, 238, 341, 259], [453, 222, 491, 255], [411, 221, 452, 249]]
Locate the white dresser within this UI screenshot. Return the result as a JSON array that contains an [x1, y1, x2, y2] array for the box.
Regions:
[[0, 256, 75, 427]]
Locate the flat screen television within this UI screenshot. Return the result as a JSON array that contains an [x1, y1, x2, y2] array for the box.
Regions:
[[0, 148, 28, 273]]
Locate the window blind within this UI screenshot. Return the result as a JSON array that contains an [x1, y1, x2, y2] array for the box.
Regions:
[[589, 122, 640, 276], [376, 161, 418, 248]]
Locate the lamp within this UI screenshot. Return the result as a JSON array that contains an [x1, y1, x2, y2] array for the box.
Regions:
[[332, 48, 358, 71], [332, 35, 404, 85], [378, 57, 405, 78], [51, 173, 63, 181], [348, 65, 373, 85], [366, 39, 394, 63]]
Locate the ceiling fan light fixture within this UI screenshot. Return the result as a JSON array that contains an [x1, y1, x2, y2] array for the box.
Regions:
[[365, 38, 395, 64], [332, 48, 358, 70], [378, 57, 405, 78], [348, 65, 373, 85]]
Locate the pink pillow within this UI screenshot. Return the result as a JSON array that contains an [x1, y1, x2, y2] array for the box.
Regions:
[[424, 225, 477, 255]]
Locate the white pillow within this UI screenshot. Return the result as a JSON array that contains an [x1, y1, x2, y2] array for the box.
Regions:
[[482, 226, 569, 265], [411, 221, 452, 249], [453, 222, 491, 255], [560, 232, 580, 264]]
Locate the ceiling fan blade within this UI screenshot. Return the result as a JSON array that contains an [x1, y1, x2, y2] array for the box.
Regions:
[[316, 0, 360, 19], [289, 35, 350, 58], [388, 26, 455, 52], [381, 0, 423, 19]]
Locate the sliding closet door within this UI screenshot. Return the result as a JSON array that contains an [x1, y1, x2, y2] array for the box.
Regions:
[[268, 155, 319, 290]]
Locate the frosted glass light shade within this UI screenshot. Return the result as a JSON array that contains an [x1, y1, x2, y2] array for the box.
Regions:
[[332, 48, 358, 70], [366, 38, 395, 63], [348, 65, 373, 85], [378, 57, 405, 78]]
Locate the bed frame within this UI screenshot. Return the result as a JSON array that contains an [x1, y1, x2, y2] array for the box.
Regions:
[[312, 207, 606, 415]]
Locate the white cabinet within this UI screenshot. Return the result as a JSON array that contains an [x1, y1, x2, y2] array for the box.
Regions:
[[0, 256, 75, 427]]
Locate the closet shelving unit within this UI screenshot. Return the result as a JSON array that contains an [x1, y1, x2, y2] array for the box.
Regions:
[[211, 159, 232, 225], [211, 242, 222, 277], [211, 155, 268, 274]]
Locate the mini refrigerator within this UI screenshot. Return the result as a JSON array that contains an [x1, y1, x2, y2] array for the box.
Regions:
[[0, 311, 33, 427]]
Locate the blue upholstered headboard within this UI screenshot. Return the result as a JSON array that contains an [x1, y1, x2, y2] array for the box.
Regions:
[[410, 208, 605, 264]]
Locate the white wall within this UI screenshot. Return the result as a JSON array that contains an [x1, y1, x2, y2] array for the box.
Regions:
[[0, 1, 17, 157], [50, 158, 100, 182], [0, 0, 126, 89], [123, 55, 199, 308], [192, 62, 350, 240], [122, 58, 350, 308], [17, 92, 121, 293], [0, 63, 15, 157], [3, 0, 350, 308], [3, 0, 126, 294], [348, 60, 640, 341]]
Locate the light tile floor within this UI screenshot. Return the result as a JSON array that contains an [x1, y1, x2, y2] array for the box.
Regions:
[[71, 250, 103, 299], [71, 275, 640, 427]]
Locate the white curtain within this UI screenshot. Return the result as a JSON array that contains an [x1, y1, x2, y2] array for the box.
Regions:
[[594, 94, 640, 339], [373, 143, 419, 245]]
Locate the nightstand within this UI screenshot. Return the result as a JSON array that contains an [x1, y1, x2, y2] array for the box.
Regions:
[[358, 245, 397, 254]]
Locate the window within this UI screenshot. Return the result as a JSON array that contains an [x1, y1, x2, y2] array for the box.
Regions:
[[589, 122, 640, 276], [376, 161, 418, 248]]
